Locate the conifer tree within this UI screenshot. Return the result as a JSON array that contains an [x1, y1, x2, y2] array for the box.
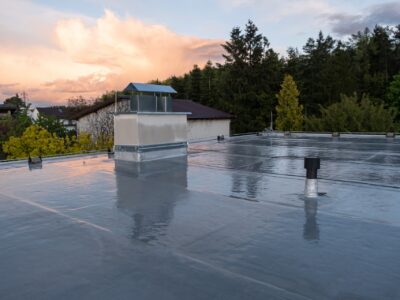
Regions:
[[275, 75, 303, 131], [387, 74, 400, 114]]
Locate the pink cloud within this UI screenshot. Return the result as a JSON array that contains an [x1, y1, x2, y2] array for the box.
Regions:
[[0, 8, 224, 104]]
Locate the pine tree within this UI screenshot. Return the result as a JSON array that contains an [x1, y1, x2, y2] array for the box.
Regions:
[[302, 31, 335, 114], [200, 61, 215, 105], [387, 74, 400, 115], [275, 75, 303, 131], [189, 65, 202, 102]]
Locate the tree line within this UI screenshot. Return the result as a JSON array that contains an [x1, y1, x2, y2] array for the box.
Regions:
[[2, 20, 400, 159], [0, 94, 107, 159], [156, 21, 400, 133]]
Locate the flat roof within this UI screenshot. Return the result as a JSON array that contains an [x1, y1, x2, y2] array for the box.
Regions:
[[0, 134, 400, 299]]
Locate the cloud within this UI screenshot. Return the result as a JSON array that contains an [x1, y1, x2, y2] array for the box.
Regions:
[[0, 5, 223, 104], [327, 2, 400, 36], [55, 10, 223, 77], [0, 83, 19, 89], [219, 0, 334, 22], [0, 83, 20, 99]]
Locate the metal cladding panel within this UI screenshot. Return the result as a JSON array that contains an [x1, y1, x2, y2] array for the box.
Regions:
[[123, 83, 177, 94]]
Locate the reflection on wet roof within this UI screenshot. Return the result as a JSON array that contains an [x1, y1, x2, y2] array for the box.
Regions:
[[0, 134, 400, 299]]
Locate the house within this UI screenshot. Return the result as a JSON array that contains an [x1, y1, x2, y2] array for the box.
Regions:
[[172, 99, 231, 141], [73, 86, 232, 142], [0, 104, 17, 117], [33, 106, 77, 131]]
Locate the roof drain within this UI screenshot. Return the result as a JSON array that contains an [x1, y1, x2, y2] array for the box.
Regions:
[[107, 148, 114, 159], [28, 156, 42, 170], [332, 132, 340, 138], [386, 132, 395, 138], [304, 157, 320, 198]]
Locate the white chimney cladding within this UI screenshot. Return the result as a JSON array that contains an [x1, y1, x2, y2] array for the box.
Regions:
[[114, 113, 188, 162], [114, 83, 189, 162]]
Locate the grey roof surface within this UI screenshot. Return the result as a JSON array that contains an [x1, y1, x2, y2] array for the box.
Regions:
[[72, 98, 231, 120], [0, 103, 17, 113], [37, 106, 74, 119], [173, 99, 232, 119], [0, 133, 400, 299], [124, 82, 177, 94]]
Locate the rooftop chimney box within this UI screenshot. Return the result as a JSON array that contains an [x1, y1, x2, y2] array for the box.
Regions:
[[114, 83, 189, 162]]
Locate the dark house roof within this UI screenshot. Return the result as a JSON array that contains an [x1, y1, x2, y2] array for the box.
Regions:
[[0, 104, 17, 114], [71, 97, 120, 120], [37, 106, 75, 120], [124, 83, 177, 94], [173, 100, 232, 120], [72, 98, 232, 121]]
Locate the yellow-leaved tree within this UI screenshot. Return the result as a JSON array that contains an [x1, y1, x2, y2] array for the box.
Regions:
[[275, 75, 303, 131], [65, 133, 95, 153], [3, 125, 65, 159]]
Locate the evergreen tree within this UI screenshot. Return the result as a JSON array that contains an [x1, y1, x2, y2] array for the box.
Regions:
[[221, 20, 280, 132], [387, 74, 400, 115], [166, 76, 185, 99], [149, 20, 400, 134], [302, 31, 335, 114], [327, 41, 357, 102], [275, 75, 303, 131], [393, 25, 400, 73], [189, 65, 202, 102], [200, 61, 215, 106]]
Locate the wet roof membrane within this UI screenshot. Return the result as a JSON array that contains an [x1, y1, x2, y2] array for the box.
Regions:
[[0, 133, 400, 299]]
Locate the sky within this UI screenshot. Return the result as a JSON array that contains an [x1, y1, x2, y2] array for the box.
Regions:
[[0, 0, 399, 106]]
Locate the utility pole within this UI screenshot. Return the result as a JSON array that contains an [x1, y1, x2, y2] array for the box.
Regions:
[[270, 111, 273, 131], [21, 91, 27, 105], [114, 91, 117, 114]]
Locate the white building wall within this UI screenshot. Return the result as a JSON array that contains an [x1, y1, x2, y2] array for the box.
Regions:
[[77, 113, 93, 133], [77, 101, 230, 143], [76, 100, 129, 138], [187, 119, 230, 141]]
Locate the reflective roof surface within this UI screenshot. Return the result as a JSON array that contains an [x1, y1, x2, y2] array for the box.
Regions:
[[1, 134, 400, 299]]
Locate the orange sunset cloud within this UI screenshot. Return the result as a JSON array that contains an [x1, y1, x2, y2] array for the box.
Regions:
[[0, 9, 224, 104]]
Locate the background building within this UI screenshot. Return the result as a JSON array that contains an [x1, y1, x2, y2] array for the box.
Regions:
[[74, 93, 232, 142], [32, 106, 77, 131]]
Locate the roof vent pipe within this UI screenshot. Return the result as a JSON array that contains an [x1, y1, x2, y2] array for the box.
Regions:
[[386, 132, 395, 138], [304, 157, 320, 198]]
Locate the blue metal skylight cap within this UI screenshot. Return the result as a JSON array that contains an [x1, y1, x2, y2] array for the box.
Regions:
[[124, 82, 177, 94]]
